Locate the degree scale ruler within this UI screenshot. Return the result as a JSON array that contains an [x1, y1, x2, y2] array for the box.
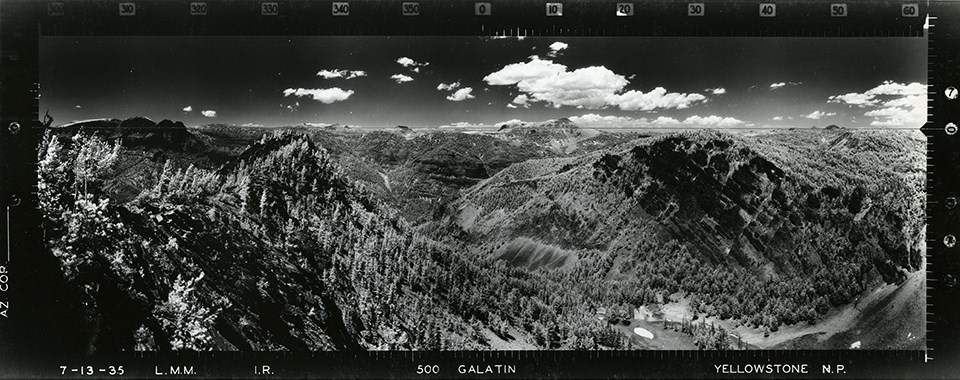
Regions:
[[1, 0, 959, 378]]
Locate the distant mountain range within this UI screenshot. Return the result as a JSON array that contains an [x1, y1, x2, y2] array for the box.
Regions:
[[36, 116, 926, 351]]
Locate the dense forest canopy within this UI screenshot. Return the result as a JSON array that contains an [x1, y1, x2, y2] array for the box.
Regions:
[[36, 118, 925, 352]]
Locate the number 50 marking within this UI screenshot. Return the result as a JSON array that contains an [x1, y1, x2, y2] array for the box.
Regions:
[[830, 3, 847, 17]]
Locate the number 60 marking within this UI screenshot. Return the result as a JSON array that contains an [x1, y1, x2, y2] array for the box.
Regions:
[[901, 3, 918, 17]]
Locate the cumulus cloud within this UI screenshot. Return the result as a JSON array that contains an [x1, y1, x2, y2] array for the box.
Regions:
[[317, 69, 367, 79], [446, 87, 475, 102], [569, 113, 743, 129], [607, 88, 707, 111], [827, 81, 926, 126], [865, 106, 924, 127], [512, 94, 530, 106], [804, 110, 837, 120], [201, 110, 217, 118], [828, 81, 925, 107], [705, 88, 726, 95], [390, 74, 414, 84], [547, 41, 568, 57], [772, 116, 783, 121], [506, 103, 518, 109], [282, 87, 355, 103], [828, 93, 878, 106], [182, 105, 193, 112], [437, 81, 461, 91], [769, 81, 803, 90], [438, 121, 491, 129], [484, 57, 706, 111], [396, 57, 428, 70]]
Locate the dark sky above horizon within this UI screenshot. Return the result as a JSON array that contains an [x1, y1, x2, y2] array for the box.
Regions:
[[40, 36, 926, 129]]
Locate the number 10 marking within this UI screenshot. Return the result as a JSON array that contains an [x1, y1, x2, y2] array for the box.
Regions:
[[546, 3, 563, 16]]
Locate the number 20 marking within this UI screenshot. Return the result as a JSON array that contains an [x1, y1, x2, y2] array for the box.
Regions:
[[616, 3, 633, 16]]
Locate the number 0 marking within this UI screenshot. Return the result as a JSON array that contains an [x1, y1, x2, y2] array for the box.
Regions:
[[546, 3, 563, 16], [759, 3, 775, 17], [901, 3, 918, 17], [830, 3, 847, 17], [616, 3, 633, 16], [119, 2, 135, 16], [475, 2, 491, 16], [687, 3, 704, 16]]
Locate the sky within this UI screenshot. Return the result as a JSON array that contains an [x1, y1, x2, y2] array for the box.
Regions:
[[40, 36, 926, 130]]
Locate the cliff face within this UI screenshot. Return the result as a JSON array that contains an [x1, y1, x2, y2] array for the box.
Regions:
[[449, 128, 924, 286]]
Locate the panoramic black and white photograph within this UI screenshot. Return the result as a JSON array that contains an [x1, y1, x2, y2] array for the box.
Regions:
[[37, 35, 926, 351]]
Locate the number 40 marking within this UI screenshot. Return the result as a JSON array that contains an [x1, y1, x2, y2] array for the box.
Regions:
[[759, 3, 776, 17]]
